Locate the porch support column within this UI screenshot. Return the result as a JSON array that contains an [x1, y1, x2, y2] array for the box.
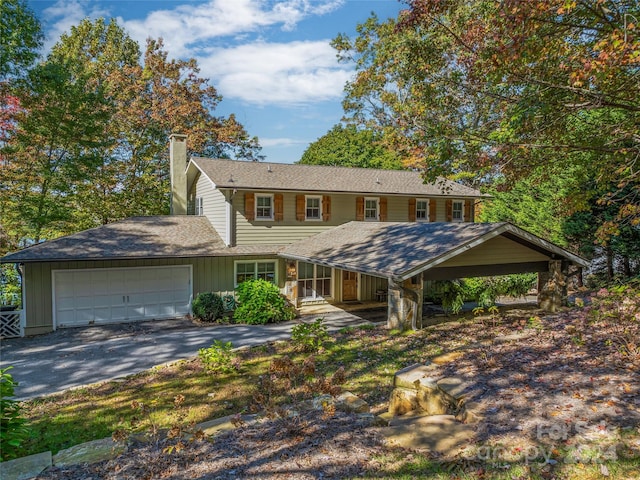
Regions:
[[537, 260, 568, 312], [387, 276, 423, 331], [284, 261, 298, 307]]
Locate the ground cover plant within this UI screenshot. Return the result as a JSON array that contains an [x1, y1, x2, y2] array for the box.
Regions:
[[0, 367, 29, 461], [17, 286, 640, 479]]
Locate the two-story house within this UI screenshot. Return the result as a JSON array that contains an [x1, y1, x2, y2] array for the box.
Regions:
[[1, 134, 587, 336]]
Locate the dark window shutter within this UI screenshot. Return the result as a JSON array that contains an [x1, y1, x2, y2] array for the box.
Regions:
[[296, 195, 305, 221], [408, 198, 416, 222], [429, 199, 437, 222], [322, 195, 331, 221], [446, 199, 453, 222], [245, 193, 255, 221], [464, 200, 472, 222], [380, 197, 388, 221], [356, 197, 364, 221], [274, 194, 284, 221]]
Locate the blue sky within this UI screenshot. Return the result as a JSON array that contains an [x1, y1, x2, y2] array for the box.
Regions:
[[28, 0, 404, 163]]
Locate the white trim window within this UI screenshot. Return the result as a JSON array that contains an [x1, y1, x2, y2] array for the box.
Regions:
[[255, 194, 274, 220], [364, 197, 379, 221], [235, 260, 276, 286], [305, 195, 322, 221], [452, 200, 464, 222], [195, 196, 204, 216], [416, 199, 429, 221], [297, 262, 332, 300]]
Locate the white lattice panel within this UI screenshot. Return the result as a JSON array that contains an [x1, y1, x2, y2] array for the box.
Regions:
[[0, 311, 22, 338]]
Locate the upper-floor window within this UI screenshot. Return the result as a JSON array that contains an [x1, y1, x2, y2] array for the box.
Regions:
[[195, 196, 204, 216], [416, 199, 429, 221], [306, 196, 322, 220], [256, 194, 274, 220], [452, 200, 464, 222], [364, 197, 379, 221]]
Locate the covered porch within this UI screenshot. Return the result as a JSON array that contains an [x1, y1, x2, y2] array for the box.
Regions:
[[281, 221, 588, 331]]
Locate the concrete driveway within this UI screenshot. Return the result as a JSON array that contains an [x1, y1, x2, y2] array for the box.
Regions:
[[0, 308, 386, 400]]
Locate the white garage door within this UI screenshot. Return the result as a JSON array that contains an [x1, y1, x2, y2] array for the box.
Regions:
[[53, 266, 192, 328]]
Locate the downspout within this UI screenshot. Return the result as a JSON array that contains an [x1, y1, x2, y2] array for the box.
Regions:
[[15, 263, 25, 336]]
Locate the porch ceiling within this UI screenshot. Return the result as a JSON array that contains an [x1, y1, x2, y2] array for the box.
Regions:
[[279, 221, 588, 282]]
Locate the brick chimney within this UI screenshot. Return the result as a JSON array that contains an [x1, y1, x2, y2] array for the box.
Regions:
[[169, 134, 188, 215]]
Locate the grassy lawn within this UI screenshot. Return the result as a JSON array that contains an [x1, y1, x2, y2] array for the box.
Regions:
[[16, 294, 640, 478]]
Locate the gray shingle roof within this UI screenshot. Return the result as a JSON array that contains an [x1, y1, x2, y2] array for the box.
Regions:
[[0, 217, 283, 263], [280, 221, 588, 280], [191, 157, 486, 197]]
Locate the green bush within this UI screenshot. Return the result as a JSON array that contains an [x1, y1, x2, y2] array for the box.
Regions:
[[0, 265, 21, 307], [233, 279, 296, 325], [192, 292, 224, 322], [198, 340, 237, 374], [291, 318, 329, 352], [440, 280, 466, 314], [1, 367, 29, 461], [433, 274, 536, 312]]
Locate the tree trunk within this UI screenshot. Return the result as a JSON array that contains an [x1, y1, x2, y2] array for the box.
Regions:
[[622, 256, 631, 278]]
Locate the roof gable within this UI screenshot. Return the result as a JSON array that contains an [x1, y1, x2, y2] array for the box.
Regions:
[[189, 157, 486, 198], [279, 222, 588, 281]]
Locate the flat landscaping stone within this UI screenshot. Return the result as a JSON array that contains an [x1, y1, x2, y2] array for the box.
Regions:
[[393, 363, 439, 390], [53, 437, 125, 467], [493, 331, 535, 344], [336, 391, 369, 413], [376, 411, 395, 426], [456, 401, 484, 424], [0, 451, 52, 480], [436, 377, 477, 400], [388, 387, 419, 415], [431, 350, 465, 365], [196, 414, 258, 437], [382, 413, 475, 454], [416, 383, 451, 415]]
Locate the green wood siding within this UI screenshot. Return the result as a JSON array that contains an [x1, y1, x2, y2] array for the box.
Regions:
[[439, 236, 550, 267], [359, 274, 388, 301], [233, 192, 467, 245], [23, 256, 281, 332], [234, 191, 357, 245], [192, 172, 227, 241]]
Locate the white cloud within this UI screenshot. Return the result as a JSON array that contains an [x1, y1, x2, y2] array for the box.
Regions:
[[260, 137, 309, 147], [121, 0, 345, 58], [37, 0, 351, 105], [40, 0, 110, 52], [199, 41, 353, 106]]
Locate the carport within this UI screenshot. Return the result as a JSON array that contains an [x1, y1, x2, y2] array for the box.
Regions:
[[280, 221, 589, 331]]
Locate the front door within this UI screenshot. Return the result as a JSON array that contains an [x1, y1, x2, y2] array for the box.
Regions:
[[342, 270, 358, 301]]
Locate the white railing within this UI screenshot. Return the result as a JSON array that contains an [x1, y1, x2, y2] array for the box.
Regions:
[[0, 309, 24, 338]]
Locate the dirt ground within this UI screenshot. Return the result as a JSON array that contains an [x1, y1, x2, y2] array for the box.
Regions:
[[35, 302, 640, 479]]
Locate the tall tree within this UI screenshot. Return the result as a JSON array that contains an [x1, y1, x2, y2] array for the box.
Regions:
[[478, 168, 580, 247], [2, 17, 262, 246], [299, 124, 404, 169], [334, 1, 640, 236], [0, 61, 111, 246], [0, 0, 43, 80], [47, 19, 262, 227]]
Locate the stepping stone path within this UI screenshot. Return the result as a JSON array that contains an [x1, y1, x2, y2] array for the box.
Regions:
[[378, 330, 537, 454], [378, 362, 483, 455]]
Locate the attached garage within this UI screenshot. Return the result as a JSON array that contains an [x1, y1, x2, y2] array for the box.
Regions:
[[53, 265, 192, 328]]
